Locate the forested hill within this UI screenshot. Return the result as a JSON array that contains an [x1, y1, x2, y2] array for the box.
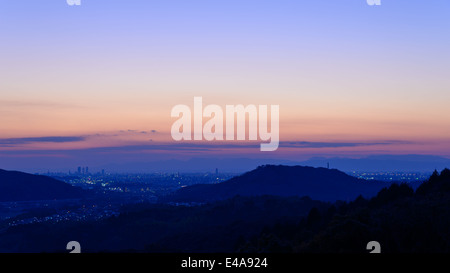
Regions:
[[163, 165, 390, 203], [0, 169, 84, 202]]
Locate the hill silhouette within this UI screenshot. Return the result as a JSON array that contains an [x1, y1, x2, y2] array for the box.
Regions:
[[241, 168, 450, 253], [163, 165, 390, 203], [0, 169, 84, 202], [1, 168, 450, 252]]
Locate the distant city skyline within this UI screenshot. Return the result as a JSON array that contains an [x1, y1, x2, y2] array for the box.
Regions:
[[1, 1, 450, 171]]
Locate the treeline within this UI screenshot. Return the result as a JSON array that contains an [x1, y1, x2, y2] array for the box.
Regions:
[[0, 195, 327, 252], [239, 169, 450, 253], [1, 169, 450, 253]]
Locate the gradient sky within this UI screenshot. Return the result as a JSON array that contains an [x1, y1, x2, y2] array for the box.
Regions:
[[1, 0, 450, 172]]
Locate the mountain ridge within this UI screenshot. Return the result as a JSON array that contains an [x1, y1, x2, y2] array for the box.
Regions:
[[162, 165, 392, 203], [0, 169, 84, 202]]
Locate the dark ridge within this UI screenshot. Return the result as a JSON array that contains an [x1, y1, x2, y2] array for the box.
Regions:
[[162, 165, 391, 203], [0, 169, 84, 202], [416, 168, 450, 195]]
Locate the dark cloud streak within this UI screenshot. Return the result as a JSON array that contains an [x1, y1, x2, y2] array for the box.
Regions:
[[0, 136, 86, 145], [281, 140, 413, 148], [0, 139, 412, 154]]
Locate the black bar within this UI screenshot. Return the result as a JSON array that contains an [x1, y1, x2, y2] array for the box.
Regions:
[[1, 253, 447, 272]]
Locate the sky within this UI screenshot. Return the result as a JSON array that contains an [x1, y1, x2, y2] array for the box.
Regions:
[[1, 0, 450, 172]]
